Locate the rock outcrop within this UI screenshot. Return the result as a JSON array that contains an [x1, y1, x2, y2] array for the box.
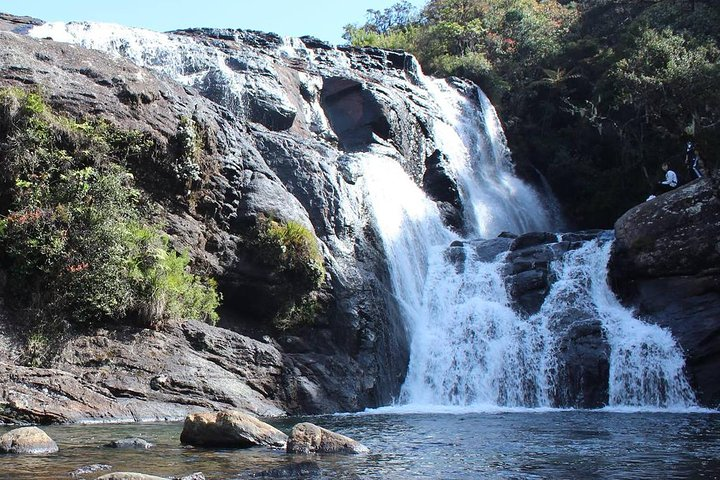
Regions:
[[0, 12, 456, 419], [286, 422, 369, 454], [610, 177, 720, 407], [180, 410, 287, 448], [0, 426, 58, 454]]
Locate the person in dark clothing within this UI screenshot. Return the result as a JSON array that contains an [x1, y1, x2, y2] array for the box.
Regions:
[[685, 141, 703, 180]]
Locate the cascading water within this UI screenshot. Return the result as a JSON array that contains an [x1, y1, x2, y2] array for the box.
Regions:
[[28, 21, 697, 411], [426, 80, 557, 237], [361, 80, 696, 411]]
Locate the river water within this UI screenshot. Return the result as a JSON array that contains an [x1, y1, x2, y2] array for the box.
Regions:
[[1, 410, 719, 479]]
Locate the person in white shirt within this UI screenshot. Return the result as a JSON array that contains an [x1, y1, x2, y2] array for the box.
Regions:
[[647, 162, 678, 200]]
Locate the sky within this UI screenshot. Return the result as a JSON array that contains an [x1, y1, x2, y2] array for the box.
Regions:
[[0, 0, 427, 45]]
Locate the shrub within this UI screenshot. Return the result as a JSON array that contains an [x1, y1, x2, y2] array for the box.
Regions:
[[0, 87, 221, 340], [255, 216, 325, 290], [252, 215, 326, 329], [128, 224, 221, 328]]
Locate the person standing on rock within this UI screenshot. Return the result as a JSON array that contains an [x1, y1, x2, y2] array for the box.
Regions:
[[647, 162, 678, 200], [685, 141, 704, 180]]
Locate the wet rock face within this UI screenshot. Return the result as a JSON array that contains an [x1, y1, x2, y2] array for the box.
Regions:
[[423, 150, 464, 231], [503, 232, 561, 316], [610, 177, 720, 407], [552, 320, 610, 408]]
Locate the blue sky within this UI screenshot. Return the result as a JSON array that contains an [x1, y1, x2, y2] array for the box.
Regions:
[[0, 0, 427, 45]]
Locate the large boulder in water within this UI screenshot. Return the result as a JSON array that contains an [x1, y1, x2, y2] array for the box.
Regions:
[[286, 422, 369, 454], [180, 410, 287, 448], [610, 177, 720, 407], [0, 426, 58, 454]]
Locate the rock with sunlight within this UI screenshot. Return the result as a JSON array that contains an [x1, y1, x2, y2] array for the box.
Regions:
[[286, 422, 369, 454], [180, 410, 288, 448], [0, 426, 58, 454]]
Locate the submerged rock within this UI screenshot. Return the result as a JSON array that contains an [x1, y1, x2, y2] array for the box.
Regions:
[[0, 426, 58, 454], [104, 438, 154, 449], [180, 410, 287, 448], [70, 464, 112, 478], [96, 474, 169, 480], [286, 422, 369, 454], [251, 461, 321, 478]]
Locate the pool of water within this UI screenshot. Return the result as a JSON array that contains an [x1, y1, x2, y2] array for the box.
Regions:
[[1, 410, 719, 479]]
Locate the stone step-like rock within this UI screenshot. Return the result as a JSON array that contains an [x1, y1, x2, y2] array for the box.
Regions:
[[286, 422, 368, 454], [180, 410, 287, 448]]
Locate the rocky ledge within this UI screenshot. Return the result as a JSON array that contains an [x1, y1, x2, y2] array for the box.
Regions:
[[610, 176, 720, 407]]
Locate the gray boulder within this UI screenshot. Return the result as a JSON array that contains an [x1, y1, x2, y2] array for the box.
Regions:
[[0, 426, 58, 454], [286, 422, 368, 454], [180, 410, 287, 448], [610, 177, 720, 407]]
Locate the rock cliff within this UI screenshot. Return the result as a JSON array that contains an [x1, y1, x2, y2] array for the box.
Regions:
[[610, 177, 720, 407], [0, 13, 469, 420]]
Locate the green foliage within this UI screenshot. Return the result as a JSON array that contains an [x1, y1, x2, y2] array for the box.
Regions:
[[255, 216, 325, 290], [128, 224, 220, 328], [252, 215, 326, 329], [345, 0, 720, 227], [0, 87, 221, 340]]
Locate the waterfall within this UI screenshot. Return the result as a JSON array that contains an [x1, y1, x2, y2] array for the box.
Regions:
[[425, 79, 557, 238], [361, 81, 696, 411], [573, 242, 696, 409], [28, 21, 696, 411]]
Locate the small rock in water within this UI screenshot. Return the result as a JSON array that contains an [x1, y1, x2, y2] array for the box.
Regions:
[[286, 423, 369, 454], [251, 461, 321, 478], [96, 473, 169, 480], [104, 437, 154, 449], [0, 426, 58, 454], [70, 464, 112, 478]]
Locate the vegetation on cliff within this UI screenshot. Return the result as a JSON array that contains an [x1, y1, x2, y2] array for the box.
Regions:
[[0, 87, 220, 362], [251, 215, 326, 330], [345, 0, 720, 227]]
